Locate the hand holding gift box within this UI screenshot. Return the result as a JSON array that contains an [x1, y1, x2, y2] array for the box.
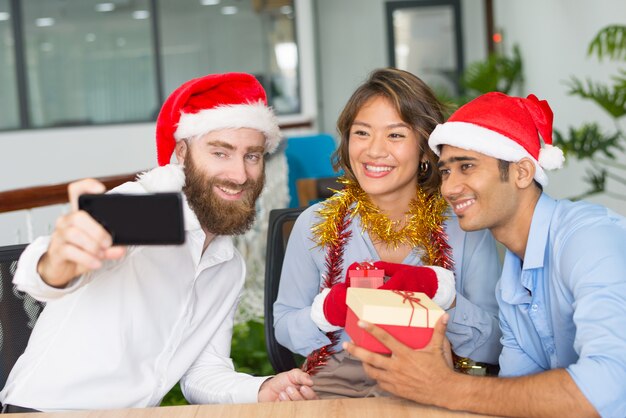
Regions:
[[345, 288, 445, 354]]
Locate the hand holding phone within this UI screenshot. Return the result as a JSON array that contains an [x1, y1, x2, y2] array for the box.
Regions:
[[78, 193, 185, 245], [38, 179, 127, 288]]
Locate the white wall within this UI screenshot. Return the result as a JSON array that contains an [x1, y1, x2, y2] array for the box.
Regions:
[[493, 0, 626, 214]]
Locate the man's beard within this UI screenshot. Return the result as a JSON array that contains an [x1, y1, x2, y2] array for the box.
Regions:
[[182, 155, 265, 236]]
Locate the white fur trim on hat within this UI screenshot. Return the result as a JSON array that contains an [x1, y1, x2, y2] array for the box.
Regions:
[[135, 164, 200, 231], [174, 101, 281, 154], [429, 121, 549, 186], [428, 266, 456, 310], [311, 288, 342, 333], [136, 164, 186, 192]]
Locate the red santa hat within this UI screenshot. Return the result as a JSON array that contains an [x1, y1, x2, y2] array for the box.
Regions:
[[156, 72, 281, 166], [428, 92, 564, 186]]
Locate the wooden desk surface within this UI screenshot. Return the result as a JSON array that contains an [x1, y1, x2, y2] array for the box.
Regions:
[[9, 397, 498, 418]]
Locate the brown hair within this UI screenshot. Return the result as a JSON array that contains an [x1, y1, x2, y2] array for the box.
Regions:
[[332, 68, 446, 196]]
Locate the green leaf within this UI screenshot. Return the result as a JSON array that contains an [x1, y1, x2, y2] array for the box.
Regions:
[[461, 45, 523, 96], [565, 77, 626, 118], [160, 383, 188, 406], [230, 318, 274, 377], [587, 25, 626, 61], [553, 124, 623, 160]]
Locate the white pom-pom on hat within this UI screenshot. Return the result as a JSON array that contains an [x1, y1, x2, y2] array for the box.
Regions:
[[538, 144, 565, 171]]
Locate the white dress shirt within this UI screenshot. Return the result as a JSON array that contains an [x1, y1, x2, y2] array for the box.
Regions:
[[0, 165, 267, 411]]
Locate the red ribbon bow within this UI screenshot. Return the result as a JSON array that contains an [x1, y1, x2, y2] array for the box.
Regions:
[[392, 290, 429, 326], [354, 261, 377, 270]]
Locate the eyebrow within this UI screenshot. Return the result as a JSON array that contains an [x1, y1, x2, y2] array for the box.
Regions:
[[246, 145, 265, 153], [206, 141, 265, 154], [437, 155, 478, 168], [207, 140, 235, 151], [352, 121, 410, 129]]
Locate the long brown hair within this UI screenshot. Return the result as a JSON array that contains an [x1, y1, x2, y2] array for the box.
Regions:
[[333, 68, 445, 196]]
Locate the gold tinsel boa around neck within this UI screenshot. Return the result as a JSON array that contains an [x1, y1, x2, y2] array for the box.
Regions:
[[311, 177, 450, 264]]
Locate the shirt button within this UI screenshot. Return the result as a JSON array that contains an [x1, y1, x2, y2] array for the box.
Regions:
[[462, 314, 468, 321], [531, 304, 538, 311]]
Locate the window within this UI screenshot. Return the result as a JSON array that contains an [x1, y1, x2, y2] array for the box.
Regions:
[[386, 0, 464, 97], [21, 0, 158, 128], [0, 0, 19, 130], [1, 0, 301, 132], [158, 0, 299, 114]]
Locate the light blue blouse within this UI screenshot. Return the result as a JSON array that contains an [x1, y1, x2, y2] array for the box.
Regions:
[[274, 201, 503, 364]]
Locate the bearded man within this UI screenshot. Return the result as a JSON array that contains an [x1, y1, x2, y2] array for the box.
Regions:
[[0, 73, 316, 413]]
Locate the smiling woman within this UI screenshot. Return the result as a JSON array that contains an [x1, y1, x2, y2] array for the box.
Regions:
[[273, 68, 504, 398]]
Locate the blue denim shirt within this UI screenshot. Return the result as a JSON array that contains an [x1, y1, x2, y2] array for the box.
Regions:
[[274, 201, 503, 364], [497, 193, 626, 417]]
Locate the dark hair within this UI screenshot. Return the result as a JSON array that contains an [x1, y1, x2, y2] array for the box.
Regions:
[[497, 159, 544, 191], [498, 159, 510, 181], [332, 68, 446, 196]]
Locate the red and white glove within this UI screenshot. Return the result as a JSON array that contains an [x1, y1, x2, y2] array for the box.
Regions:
[[310, 262, 362, 332], [376, 261, 456, 309], [310, 261, 456, 332]]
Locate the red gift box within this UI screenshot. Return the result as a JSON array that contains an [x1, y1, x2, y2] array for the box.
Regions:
[[345, 288, 444, 354], [348, 263, 384, 289]]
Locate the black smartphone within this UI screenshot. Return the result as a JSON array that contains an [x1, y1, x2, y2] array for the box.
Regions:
[[78, 193, 185, 245]]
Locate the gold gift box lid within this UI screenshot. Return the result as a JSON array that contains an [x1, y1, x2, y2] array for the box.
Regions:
[[346, 288, 444, 327]]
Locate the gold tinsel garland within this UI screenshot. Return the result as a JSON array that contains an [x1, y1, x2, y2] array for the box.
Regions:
[[311, 177, 450, 266]]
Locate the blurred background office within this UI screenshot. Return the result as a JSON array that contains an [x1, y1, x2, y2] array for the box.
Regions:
[[0, 0, 624, 307]]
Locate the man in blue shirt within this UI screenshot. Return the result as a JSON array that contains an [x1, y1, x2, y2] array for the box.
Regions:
[[345, 92, 626, 417]]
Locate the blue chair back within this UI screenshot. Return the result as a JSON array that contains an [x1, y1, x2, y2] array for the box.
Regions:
[[285, 134, 338, 207]]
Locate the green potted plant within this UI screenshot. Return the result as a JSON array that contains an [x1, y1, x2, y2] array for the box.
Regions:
[[554, 25, 626, 201]]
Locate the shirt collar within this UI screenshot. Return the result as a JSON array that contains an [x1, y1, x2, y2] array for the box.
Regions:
[[523, 193, 557, 270], [499, 193, 556, 305]]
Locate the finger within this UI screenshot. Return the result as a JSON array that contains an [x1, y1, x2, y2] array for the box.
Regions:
[[428, 314, 449, 351], [442, 336, 454, 368], [287, 369, 313, 386], [104, 246, 126, 260], [299, 385, 318, 400], [58, 222, 110, 258], [72, 211, 114, 248], [343, 341, 390, 371], [360, 359, 389, 381], [68, 179, 106, 212], [55, 241, 103, 271], [283, 386, 305, 401], [356, 320, 410, 354], [58, 211, 112, 251]]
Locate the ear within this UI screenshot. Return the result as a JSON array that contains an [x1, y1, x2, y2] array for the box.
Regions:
[[174, 140, 188, 165], [514, 158, 536, 189]]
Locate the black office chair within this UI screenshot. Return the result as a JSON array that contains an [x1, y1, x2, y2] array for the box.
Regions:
[[263, 207, 306, 373], [0, 244, 44, 392]]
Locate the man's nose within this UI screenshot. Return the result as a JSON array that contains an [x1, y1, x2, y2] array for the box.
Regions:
[[225, 158, 248, 185], [441, 172, 462, 200]]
